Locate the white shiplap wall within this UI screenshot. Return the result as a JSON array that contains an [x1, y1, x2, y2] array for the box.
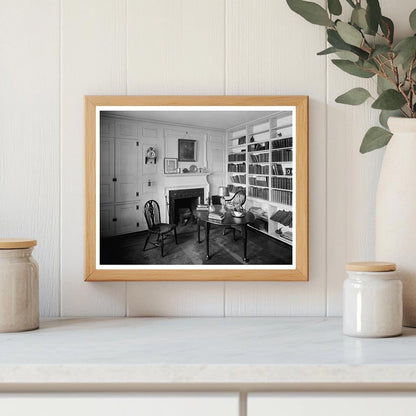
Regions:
[[1, 0, 414, 317]]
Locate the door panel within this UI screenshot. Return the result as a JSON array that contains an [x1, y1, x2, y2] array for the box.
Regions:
[[100, 205, 115, 238], [115, 139, 140, 203], [115, 203, 140, 235], [116, 120, 138, 139], [100, 138, 115, 204], [100, 118, 115, 138]]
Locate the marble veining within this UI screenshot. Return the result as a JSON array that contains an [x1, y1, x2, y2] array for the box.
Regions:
[[0, 317, 416, 385]]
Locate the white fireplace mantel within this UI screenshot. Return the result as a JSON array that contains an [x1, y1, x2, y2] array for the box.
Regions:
[[160, 173, 211, 222]]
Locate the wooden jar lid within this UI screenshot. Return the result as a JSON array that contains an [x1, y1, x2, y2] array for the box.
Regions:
[[0, 239, 37, 249], [346, 261, 396, 272]]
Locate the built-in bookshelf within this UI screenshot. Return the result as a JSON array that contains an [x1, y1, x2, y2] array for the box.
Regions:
[[226, 112, 294, 245]]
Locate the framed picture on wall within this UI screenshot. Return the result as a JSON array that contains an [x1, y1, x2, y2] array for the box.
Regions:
[[178, 139, 197, 162], [85, 95, 309, 282], [164, 158, 178, 174]]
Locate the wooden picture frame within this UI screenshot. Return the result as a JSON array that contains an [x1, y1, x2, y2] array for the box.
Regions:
[[85, 96, 309, 281], [178, 139, 197, 162]]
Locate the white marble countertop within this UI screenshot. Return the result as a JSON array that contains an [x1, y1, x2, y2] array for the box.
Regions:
[[1, 317, 416, 387]]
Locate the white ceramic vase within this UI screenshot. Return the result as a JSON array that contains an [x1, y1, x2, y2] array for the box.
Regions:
[[376, 117, 416, 327]]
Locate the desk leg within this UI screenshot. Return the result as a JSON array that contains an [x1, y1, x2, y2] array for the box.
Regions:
[[242, 224, 248, 263], [205, 222, 210, 260], [197, 219, 201, 243]]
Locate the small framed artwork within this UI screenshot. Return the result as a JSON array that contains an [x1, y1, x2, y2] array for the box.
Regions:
[[85, 95, 308, 282], [178, 139, 196, 162], [164, 158, 178, 174]]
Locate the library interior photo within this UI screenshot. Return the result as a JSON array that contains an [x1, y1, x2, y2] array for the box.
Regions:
[[99, 109, 295, 266]]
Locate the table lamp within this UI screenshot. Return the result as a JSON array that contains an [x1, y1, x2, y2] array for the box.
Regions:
[[218, 186, 229, 211]]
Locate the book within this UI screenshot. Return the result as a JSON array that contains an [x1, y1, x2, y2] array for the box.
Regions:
[[196, 204, 209, 211], [208, 212, 225, 221]]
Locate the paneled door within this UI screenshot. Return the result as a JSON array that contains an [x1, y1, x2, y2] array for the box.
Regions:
[[115, 203, 140, 235], [100, 137, 115, 204], [115, 139, 141, 203], [100, 205, 115, 238]]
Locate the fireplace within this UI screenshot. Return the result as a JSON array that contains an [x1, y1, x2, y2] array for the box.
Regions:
[[169, 188, 204, 224]]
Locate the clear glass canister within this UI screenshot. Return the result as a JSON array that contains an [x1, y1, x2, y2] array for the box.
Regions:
[[343, 261, 402, 338], [0, 239, 39, 332]]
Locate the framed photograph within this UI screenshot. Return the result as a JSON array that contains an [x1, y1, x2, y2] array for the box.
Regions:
[[178, 139, 196, 162], [85, 96, 308, 281], [164, 158, 178, 174]]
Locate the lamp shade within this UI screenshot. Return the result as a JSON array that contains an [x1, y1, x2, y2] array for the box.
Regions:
[[218, 186, 229, 197]]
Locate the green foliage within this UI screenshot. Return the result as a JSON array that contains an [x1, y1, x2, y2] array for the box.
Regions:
[[335, 88, 371, 105], [286, 0, 416, 153], [287, 0, 333, 26], [332, 59, 375, 78], [336, 21, 363, 47], [366, 0, 382, 33], [380, 16, 394, 44], [372, 90, 407, 110], [360, 127, 392, 153], [410, 9, 416, 32], [328, 0, 342, 16]]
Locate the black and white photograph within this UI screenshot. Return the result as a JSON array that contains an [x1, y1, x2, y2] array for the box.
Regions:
[[98, 106, 296, 268]]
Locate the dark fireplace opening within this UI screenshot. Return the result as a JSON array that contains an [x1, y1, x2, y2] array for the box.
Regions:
[[169, 188, 204, 225]]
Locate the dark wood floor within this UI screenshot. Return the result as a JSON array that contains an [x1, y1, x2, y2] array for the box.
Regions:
[[101, 222, 292, 265]]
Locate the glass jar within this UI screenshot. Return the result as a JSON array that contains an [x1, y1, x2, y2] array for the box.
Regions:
[[343, 262, 402, 338], [0, 239, 39, 332]]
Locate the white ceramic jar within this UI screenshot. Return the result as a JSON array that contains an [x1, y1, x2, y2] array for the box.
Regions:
[[0, 239, 39, 332], [343, 262, 402, 338]]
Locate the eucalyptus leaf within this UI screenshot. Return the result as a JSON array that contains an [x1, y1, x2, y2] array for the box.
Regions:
[[393, 36, 416, 66], [332, 59, 375, 78], [370, 45, 391, 58], [327, 29, 368, 59], [317, 47, 337, 55], [327, 28, 351, 50], [336, 50, 359, 62], [410, 9, 416, 32], [372, 89, 406, 110], [287, 0, 334, 26], [379, 110, 402, 129], [336, 21, 363, 47], [363, 59, 379, 72], [351, 7, 369, 31], [360, 127, 392, 153], [328, 0, 342, 16], [335, 88, 371, 105], [366, 0, 382, 33], [377, 75, 394, 95], [380, 16, 394, 43]]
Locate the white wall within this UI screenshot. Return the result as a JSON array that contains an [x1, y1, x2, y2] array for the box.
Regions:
[[1, 0, 414, 317]]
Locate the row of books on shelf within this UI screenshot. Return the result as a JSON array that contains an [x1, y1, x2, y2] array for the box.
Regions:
[[250, 153, 269, 163], [249, 164, 269, 174], [248, 176, 269, 187], [248, 142, 269, 152], [272, 149, 293, 162], [271, 177, 292, 190], [228, 153, 246, 162], [227, 184, 245, 193], [272, 137, 293, 149], [271, 163, 284, 175], [271, 189, 293, 205], [228, 163, 246, 172], [248, 186, 269, 200], [230, 174, 246, 184]]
